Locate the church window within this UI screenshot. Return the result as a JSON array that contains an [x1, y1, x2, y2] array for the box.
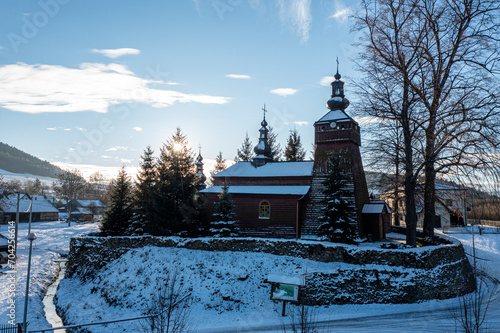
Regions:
[[259, 200, 270, 219]]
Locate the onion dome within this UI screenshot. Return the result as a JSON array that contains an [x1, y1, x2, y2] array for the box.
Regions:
[[327, 64, 350, 110]]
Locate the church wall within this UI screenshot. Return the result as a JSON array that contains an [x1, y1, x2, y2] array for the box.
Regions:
[[203, 193, 303, 239]]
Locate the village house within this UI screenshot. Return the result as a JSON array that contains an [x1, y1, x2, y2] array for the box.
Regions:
[[380, 183, 468, 229], [0, 194, 59, 223]]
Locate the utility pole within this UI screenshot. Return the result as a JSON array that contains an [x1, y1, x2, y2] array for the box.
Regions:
[[14, 191, 20, 259]]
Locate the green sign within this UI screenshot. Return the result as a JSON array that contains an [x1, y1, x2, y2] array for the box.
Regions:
[[272, 284, 299, 302]]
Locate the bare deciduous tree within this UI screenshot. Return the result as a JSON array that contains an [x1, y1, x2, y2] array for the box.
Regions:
[[354, 0, 500, 243], [53, 169, 86, 225], [141, 271, 192, 333]]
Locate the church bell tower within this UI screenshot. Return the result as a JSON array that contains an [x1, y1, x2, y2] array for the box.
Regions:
[[311, 65, 369, 236]]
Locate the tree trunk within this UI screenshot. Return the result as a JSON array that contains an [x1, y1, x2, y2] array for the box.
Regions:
[[423, 114, 437, 237], [423, 159, 436, 237], [402, 83, 417, 247]]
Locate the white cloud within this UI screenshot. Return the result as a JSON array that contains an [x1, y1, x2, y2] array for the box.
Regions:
[[63, 128, 71, 131], [329, 1, 352, 22], [277, 0, 312, 43], [120, 158, 133, 164], [132, 127, 143, 132], [294, 121, 309, 126], [0, 63, 230, 114], [270, 88, 298, 96], [101, 155, 113, 159], [226, 74, 251, 79], [105, 146, 128, 152], [91, 48, 141, 59], [319, 76, 335, 86], [47, 127, 57, 131]]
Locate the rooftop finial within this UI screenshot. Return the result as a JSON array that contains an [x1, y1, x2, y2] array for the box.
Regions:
[[335, 57, 341, 80], [261, 104, 268, 127]]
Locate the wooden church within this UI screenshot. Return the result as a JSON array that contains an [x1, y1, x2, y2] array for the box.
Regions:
[[200, 68, 388, 240]]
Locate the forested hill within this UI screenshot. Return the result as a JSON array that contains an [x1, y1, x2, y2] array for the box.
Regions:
[[0, 142, 65, 178]]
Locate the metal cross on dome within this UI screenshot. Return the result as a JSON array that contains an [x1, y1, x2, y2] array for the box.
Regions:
[[262, 104, 267, 121]]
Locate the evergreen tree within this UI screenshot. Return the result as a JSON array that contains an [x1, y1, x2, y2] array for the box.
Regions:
[[211, 185, 239, 237], [210, 151, 226, 184], [101, 167, 134, 236], [132, 146, 157, 235], [150, 128, 198, 236], [236, 132, 254, 161], [317, 156, 358, 244], [268, 126, 282, 161], [285, 128, 306, 161]]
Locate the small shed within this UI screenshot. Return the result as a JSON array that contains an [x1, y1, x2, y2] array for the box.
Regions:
[[361, 201, 392, 241]]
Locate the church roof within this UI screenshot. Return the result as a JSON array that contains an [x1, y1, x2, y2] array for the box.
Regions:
[[201, 185, 311, 196], [315, 109, 356, 125], [213, 161, 314, 178]]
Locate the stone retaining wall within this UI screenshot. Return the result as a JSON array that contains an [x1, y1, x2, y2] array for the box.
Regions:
[[66, 234, 475, 304]]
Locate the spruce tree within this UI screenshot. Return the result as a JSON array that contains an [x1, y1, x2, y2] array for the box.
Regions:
[[150, 128, 198, 236], [317, 155, 358, 244], [267, 126, 282, 161], [211, 185, 239, 237], [132, 146, 157, 235], [236, 132, 254, 161], [285, 128, 306, 161], [101, 167, 134, 236], [210, 151, 227, 185]]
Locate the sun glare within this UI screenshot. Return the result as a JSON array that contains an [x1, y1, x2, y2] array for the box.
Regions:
[[173, 142, 183, 152]]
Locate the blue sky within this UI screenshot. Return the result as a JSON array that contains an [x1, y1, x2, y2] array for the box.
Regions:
[[0, 0, 363, 179]]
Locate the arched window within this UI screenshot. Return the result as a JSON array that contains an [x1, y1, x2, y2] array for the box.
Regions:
[[259, 200, 270, 219]]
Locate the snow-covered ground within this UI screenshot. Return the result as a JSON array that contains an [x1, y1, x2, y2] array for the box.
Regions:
[[0, 221, 100, 331], [1, 221, 498, 332], [0, 168, 57, 187]]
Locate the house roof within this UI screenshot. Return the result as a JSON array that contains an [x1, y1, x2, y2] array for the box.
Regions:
[[213, 161, 314, 178], [201, 185, 311, 196], [0, 194, 59, 213], [314, 109, 356, 125], [75, 200, 105, 208], [362, 202, 392, 214]]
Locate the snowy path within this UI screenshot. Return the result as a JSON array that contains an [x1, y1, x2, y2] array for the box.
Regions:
[[0, 221, 99, 331]]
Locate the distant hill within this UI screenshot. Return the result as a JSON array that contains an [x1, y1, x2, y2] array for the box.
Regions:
[[0, 142, 65, 178]]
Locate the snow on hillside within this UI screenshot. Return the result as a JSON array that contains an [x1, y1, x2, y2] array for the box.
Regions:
[[0, 221, 100, 330], [0, 168, 57, 187], [56, 233, 500, 332]]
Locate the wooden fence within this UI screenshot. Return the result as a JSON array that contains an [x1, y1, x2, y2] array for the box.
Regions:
[[0, 324, 21, 333]]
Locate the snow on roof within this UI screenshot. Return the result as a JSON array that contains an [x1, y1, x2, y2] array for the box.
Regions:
[[315, 109, 355, 124], [0, 233, 8, 247], [362, 202, 391, 214], [201, 185, 311, 196], [76, 200, 105, 208], [416, 183, 464, 191], [213, 161, 314, 178], [267, 273, 305, 286], [0, 194, 59, 213]]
